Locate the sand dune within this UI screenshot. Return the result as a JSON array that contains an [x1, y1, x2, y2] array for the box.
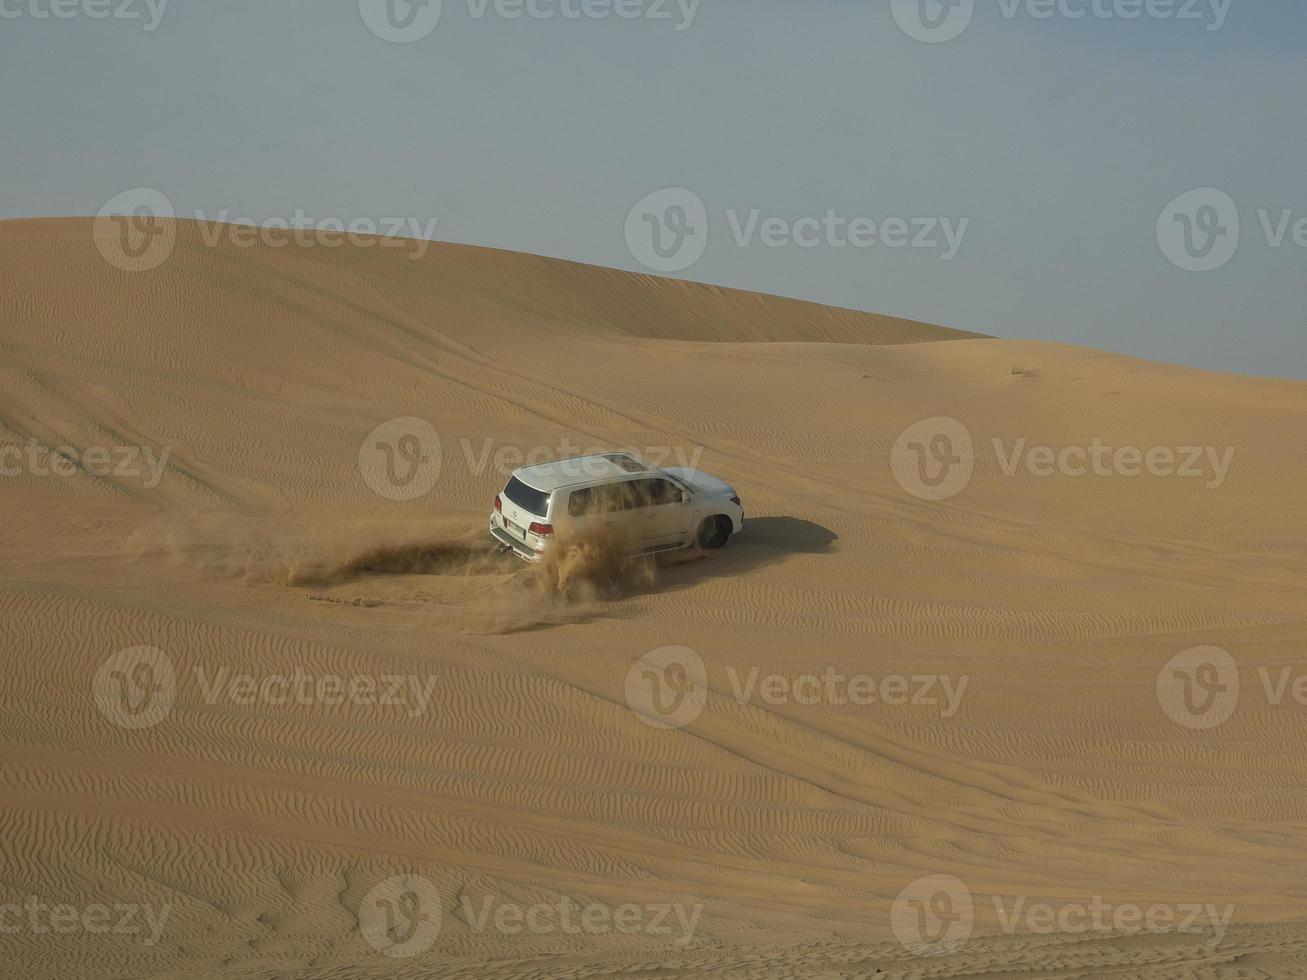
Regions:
[[1, 218, 1305, 978]]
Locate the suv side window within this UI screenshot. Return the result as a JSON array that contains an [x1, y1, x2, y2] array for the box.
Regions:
[[569, 479, 681, 517], [568, 487, 594, 517], [646, 479, 682, 506], [597, 482, 629, 512], [571, 483, 627, 515], [615, 480, 647, 511]]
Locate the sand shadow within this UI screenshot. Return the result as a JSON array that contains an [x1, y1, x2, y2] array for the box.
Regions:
[[644, 515, 838, 595]]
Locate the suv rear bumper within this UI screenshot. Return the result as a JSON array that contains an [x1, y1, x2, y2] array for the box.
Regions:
[[490, 523, 542, 562]]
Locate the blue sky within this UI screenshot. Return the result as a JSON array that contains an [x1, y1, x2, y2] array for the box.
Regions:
[[2, 0, 1303, 377]]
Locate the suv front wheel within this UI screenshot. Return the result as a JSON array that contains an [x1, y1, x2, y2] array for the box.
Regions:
[[696, 516, 733, 550]]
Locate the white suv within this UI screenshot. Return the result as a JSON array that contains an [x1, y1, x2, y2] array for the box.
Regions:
[[490, 453, 744, 562]]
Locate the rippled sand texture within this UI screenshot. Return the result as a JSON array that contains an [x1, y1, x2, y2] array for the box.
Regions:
[[1, 218, 1305, 978]]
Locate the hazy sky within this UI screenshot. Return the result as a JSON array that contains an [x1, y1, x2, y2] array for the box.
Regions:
[[2, 0, 1304, 378]]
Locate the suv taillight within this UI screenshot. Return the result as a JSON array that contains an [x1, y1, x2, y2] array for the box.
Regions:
[[494, 495, 502, 513], [528, 522, 554, 537], [730, 495, 741, 506]]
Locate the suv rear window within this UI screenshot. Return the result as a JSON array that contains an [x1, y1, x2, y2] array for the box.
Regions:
[[503, 476, 550, 517]]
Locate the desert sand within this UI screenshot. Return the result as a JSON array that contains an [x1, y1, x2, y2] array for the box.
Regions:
[[1, 217, 1306, 978]]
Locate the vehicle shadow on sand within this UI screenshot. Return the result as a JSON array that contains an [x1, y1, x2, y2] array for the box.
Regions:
[[642, 515, 838, 596]]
